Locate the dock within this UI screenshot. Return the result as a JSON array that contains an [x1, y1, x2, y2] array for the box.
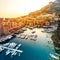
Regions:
[[0, 42, 23, 56]]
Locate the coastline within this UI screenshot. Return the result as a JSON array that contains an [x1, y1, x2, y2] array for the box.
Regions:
[[0, 34, 14, 44], [52, 33, 60, 53], [0, 24, 57, 43]]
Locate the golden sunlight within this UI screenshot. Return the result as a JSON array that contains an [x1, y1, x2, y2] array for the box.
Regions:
[[0, 0, 55, 17]]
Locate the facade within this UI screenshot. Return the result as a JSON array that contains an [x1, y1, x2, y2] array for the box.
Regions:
[[0, 18, 4, 36]]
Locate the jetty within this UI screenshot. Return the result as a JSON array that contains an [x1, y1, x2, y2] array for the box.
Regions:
[[0, 42, 23, 56]]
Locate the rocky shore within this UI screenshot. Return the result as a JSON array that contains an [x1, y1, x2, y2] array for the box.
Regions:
[[52, 20, 60, 54], [52, 34, 60, 54]]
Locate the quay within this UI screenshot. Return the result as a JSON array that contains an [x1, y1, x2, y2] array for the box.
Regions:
[[0, 35, 14, 43]]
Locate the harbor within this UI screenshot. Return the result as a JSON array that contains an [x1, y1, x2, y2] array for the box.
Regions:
[[0, 24, 57, 43], [0, 28, 59, 60], [16, 34, 37, 41], [0, 0, 60, 60], [0, 42, 23, 56], [41, 24, 58, 33]]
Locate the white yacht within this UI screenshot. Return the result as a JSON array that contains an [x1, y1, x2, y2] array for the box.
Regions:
[[29, 35, 37, 41], [15, 44, 21, 49], [3, 43, 10, 47], [25, 35, 28, 39], [0, 45, 4, 52], [11, 44, 23, 56], [6, 35, 13, 40], [55, 47, 60, 50], [50, 53, 59, 60], [6, 50, 11, 55], [8, 42, 17, 48], [11, 50, 23, 56], [20, 34, 26, 39], [30, 37, 37, 41], [22, 27, 27, 31], [16, 34, 21, 38], [6, 43, 17, 55]]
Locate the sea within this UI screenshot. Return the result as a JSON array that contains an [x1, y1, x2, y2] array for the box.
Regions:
[[0, 28, 55, 60]]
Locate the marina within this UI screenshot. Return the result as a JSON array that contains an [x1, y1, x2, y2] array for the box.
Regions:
[[0, 0, 60, 60], [0, 28, 59, 60], [16, 34, 37, 41], [41, 25, 58, 33], [0, 35, 14, 43], [0, 42, 23, 56]]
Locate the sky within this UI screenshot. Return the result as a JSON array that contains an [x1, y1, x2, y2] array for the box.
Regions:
[[0, 0, 55, 18]]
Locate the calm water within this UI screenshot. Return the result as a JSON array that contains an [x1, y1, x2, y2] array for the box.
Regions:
[[0, 28, 55, 60]]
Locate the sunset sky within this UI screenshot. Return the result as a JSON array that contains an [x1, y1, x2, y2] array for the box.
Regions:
[[0, 0, 55, 18]]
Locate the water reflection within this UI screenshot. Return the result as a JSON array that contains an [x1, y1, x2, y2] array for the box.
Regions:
[[0, 28, 55, 60]]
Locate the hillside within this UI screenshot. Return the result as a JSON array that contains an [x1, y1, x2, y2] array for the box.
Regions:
[[28, 0, 60, 17]]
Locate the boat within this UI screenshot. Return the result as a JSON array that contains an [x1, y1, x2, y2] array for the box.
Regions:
[[25, 35, 28, 39], [55, 53, 60, 56], [43, 26, 53, 28], [22, 27, 27, 31], [20, 34, 26, 39], [11, 44, 22, 56], [32, 31, 36, 33], [0, 46, 4, 52], [16, 34, 26, 39], [11, 50, 23, 56], [29, 27, 33, 30], [6, 50, 11, 55], [6, 35, 13, 40], [6, 42, 17, 55], [34, 35, 37, 38], [20, 36, 25, 39], [19, 29, 24, 33], [55, 47, 60, 50], [3, 43, 10, 47], [41, 29, 54, 33], [30, 35, 37, 41], [30, 37, 37, 41], [15, 44, 21, 49], [0, 48, 4, 52], [16, 34, 20, 38], [11, 51, 17, 56], [8, 42, 17, 48], [50, 53, 59, 60], [28, 34, 37, 41]]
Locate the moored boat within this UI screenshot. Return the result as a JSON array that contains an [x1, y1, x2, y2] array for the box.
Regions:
[[50, 53, 59, 60]]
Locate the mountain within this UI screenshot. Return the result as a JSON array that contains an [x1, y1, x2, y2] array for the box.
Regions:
[[28, 0, 60, 17]]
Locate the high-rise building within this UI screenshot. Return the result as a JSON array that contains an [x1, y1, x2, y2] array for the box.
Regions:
[[2, 19, 10, 35], [0, 18, 3, 37]]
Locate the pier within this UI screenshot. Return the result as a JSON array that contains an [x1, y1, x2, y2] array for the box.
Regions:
[[0, 42, 23, 56]]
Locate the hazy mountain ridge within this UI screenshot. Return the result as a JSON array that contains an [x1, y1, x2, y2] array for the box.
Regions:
[[27, 0, 60, 17]]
